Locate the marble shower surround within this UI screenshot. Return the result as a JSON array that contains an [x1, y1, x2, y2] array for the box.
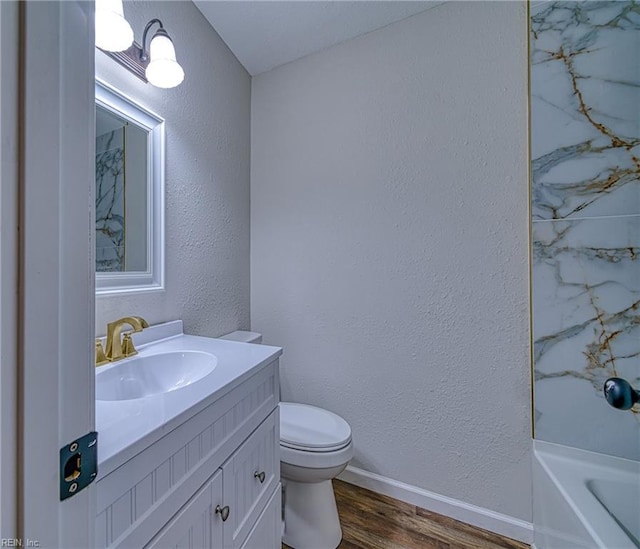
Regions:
[[531, 1, 640, 460]]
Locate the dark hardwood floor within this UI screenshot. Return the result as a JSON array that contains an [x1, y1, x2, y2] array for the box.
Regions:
[[284, 480, 529, 549]]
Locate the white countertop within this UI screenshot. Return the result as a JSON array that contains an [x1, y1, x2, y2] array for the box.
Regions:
[[95, 321, 282, 478]]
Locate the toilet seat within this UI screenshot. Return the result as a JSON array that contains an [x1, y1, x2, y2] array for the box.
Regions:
[[280, 439, 354, 470], [280, 402, 352, 452], [281, 439, 350, 452]]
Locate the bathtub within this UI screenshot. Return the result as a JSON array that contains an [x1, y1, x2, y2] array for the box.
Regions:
[[533, 440, 640, 549]]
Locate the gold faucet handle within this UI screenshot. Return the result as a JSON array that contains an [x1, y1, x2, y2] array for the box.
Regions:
[[95, 339, 110, 367], [122, 331, 138, 358]]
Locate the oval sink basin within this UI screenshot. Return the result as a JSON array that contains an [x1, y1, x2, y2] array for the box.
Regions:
[[96, 351, 217, 401]]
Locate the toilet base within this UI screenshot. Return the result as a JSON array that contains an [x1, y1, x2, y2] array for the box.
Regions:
[[282, 478, 342, 549]]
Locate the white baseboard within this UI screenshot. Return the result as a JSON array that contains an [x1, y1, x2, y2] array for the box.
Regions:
[[338, 465, 533, 545]]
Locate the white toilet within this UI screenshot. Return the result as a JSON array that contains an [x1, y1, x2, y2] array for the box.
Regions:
[[220, 331, 354, 549], [280, 402, 353, 549]]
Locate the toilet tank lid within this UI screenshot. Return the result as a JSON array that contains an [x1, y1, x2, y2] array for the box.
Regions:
[[219, 330, 262, 344], [280, 402, 352, 450]]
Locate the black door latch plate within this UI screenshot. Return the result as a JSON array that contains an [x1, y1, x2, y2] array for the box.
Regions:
[[60, 431, 98, 501]]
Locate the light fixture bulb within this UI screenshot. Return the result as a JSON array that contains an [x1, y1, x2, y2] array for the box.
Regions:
[[145, 31, 185, 89], [95, 0, 134, 52]]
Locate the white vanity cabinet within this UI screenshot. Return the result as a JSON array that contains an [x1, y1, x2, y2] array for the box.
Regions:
[[95, 359, 281, 549], [146, 469, 281, 549]]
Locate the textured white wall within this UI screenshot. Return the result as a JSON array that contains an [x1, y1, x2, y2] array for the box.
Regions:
[[251, 1, 532, 521], [95, 1, 251, 337]]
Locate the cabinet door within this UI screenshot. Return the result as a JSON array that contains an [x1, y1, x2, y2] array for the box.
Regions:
[[240, 485, 281, 549], [146, 470, 224, 549], [223, 410, 280, 548]]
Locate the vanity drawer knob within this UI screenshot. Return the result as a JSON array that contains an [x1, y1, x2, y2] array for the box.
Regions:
[[215, 505, 230, 522], [254, 471, 265, 483]]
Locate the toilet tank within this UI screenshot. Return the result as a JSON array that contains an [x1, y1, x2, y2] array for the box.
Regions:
[[219, 330, 262, 344]]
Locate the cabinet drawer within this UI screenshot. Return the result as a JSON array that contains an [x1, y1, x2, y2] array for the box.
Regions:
[[240, 485, 281, 549], [145, 470, 223, 549], [223, 409, 280, 548]]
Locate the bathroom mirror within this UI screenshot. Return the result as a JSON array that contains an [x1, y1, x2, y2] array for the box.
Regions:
[[95, 80, 165, 294]]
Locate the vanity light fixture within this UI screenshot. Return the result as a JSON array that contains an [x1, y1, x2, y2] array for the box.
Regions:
[[97, 11, 185, 89]]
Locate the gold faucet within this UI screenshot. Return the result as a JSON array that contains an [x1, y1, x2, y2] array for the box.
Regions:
[[103, 316, 149, 363]]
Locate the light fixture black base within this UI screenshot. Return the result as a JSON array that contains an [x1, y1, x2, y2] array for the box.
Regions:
[[99, 42, 149, 83]]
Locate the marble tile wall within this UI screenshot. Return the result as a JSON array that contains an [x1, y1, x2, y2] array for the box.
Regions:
[[96, 129, 126, 272], [531, 1, 639, 460]]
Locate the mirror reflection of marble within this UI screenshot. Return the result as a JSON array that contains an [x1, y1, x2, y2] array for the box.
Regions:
[[95, 106, 148, 272], [95, 81, 165, 295]]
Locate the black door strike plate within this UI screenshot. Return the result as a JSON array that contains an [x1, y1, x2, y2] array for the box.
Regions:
[[60, 431, 98, 501]]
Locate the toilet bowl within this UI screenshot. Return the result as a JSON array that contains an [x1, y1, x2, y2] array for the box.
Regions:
[[219, 332, 354, 549], [280, 402, 353, 549]]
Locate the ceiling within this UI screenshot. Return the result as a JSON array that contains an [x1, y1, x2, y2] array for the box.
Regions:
[[193, 1, 443, 76]]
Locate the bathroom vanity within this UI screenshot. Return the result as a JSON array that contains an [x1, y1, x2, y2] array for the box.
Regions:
[[94, 321, 282, 548]]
